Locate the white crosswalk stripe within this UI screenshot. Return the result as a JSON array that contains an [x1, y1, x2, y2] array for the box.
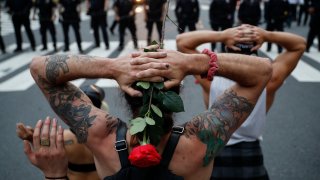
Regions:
[[304, 47, 320, 64], [0, 42, 63, 79], [260, 43, 320, 82], [1, 40, 320, 92], [1, 13, 40, 36]]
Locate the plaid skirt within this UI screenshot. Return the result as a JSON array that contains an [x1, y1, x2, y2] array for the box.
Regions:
[[211, 141, 269, 180]]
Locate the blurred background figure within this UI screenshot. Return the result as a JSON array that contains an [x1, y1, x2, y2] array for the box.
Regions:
[[86, 0, 110, 49], [144, 0, 166, 45], [287, 0, 299, 27], [209, 0, 237, 52], [109, 0, 118, 35], [238, 0, 261, 26], [297, 0, 311, 26], [5, 0, 36, 52], [33, 0, 57, 51], [264, 0, 289, 53], [306, 0, 320, 52], [58, 0, 83, 53], [113, 0, 138, 51], [174, 0, 200, 34], [0, 5, 6, 54]]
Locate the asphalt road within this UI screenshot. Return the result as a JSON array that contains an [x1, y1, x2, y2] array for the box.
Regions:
[[0, 1, 319, 179]]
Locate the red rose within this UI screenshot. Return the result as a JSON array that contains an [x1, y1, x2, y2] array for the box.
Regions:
[[128, 144, 161, 168]]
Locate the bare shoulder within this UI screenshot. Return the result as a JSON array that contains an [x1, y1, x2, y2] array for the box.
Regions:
[[87, 110, 119, 145], [169, 134, 212, 177]]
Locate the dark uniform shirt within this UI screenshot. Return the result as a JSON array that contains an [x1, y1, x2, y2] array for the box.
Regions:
[[5, 0, 33, 16], [209, 0, 235, 24], [238, 0, 261, 25], [114, 0, 134, 18], [145, 0, 166, 21], [59, 0, 81, 22], [309, 0, 320, 28], [88, 0, 106, 16], [264, 0, 289, 23], [175, 0, 199, 23], [34, 0, 56, 21]]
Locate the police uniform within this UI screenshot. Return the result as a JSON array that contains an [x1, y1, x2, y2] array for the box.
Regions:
[[0, 9, 6, 53], [87, 0, 110, 49], [174, 0, 199, 33], [209, 0, 237, 52], [264, 0, 289, 53], [113, 0, 138, 50], [5, 0, 36, 52], [59, 0, 83, 52], [34, 0, 57, 51], [238, 0, 261, 26], [306, 0, 320, 52], [144, 0, 166, 45]]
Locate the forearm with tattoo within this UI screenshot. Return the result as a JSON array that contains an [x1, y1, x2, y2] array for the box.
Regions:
[[184, 90, 254, 166], [35, 55, 101, 143]]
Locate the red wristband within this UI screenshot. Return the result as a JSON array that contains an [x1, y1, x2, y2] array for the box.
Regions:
[[201, 48, 218, 81]]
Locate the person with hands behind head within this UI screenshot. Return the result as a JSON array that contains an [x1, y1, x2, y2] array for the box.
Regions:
[[17, 84, 107, 180], [29, 42, 272, 179], [176, 24, 306, 179], [23, 117, 68, 180]]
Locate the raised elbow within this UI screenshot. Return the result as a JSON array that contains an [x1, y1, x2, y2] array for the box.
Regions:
[[29, 56, 45, 79], [297, 38, 307, 52], [259, 58, 273, 85], [176, 34, 184, 52]]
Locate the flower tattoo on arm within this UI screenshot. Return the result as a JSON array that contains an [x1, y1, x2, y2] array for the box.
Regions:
[[38, 55, 98, 143], [184, 89, 254, 166]]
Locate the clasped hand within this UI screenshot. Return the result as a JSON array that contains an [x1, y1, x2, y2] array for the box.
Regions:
[[223, 24, 266, 52], [113, 45, 189, 97]]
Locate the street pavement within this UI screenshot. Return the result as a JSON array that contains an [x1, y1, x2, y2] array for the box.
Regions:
[[0, 1, 319, 180]]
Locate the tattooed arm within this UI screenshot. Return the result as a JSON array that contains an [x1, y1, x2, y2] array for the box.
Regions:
[[184, 53, 272, 166], [133, 50, 272, 166], [29, 53, 169, 144]]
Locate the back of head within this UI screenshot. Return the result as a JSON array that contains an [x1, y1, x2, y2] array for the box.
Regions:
[[226, 42, 258, 56], [124, 83, 181, 146]]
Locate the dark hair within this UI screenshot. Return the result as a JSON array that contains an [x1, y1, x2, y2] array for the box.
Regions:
[[124, 83, 181, 146], [226, 43, 258, 56]]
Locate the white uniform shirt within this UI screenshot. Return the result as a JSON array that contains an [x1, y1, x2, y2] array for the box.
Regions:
[[209, 77, 267, 145]]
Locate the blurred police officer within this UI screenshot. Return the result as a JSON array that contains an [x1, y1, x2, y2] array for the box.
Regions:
[[34, 0, 57, 51], [238, 0, 261, 26], [175, 0, 200, 34], [298, 0, 311, 26], [87, 0, 110, 49], [144, 0, 166, 45], [0, 8, 6, 54], [209, 0, 237, 52], [265, 0, 289, 53], [58, 0, 83, 53], [5, 0, 36, 52], [113, 0, 138, 51], [306, 0, 320, 52]]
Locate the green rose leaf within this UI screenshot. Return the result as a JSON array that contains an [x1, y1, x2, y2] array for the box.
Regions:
[[145, 117, 156, 125], [137, 82, 150, 89], [151, 40, 159, 45], [144, 48, 150, 52], [153, 82, 164, 90], [129, 117, 146, 135], [163, 91, 185, 112], [151, 104, 163, 117]]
